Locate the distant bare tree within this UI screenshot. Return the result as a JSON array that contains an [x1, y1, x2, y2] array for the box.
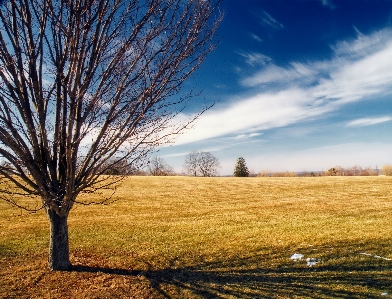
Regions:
[[183, 151, 220, 177], [326, 168, 338, 176], [257, 170, 272, 177], [101, 158, 143, 175], [102, 159, 130, 175], [198, 152, 220, 177], [148, 156, 174, 176], [359, 167, 378, 176], [351, 165, 361, 176], [183, 151, 200, 176], [382, 164, 392, 176], [0, 0, 221, 270]]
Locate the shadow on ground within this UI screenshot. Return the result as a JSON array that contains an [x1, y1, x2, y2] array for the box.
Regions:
[[72, 254, 391, 299]]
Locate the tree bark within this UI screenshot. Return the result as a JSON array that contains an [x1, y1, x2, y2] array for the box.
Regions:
[[47, 209, 72, 271]]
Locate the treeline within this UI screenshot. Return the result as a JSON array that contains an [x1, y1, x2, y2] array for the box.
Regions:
[[257, 165, 392, 177], [101, 153, 392, 177]]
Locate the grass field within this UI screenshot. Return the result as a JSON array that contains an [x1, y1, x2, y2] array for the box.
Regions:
[[1, 176, 392, 298]]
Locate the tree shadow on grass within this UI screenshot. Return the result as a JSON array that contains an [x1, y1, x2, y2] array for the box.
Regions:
[[72, 254, 391, 299]]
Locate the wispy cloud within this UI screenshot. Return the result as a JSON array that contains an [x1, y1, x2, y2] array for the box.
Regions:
[[241, 62, 318, 86], [346, 116, 392, 127], [242, 28, 392, 92], [313, 41, 392, 104], [242, 28, 392, 105], [250, 33, 263, 43], [237, 52, 271, 67], [332, 27, 392, 59], [321, 0, 336, 9], [172, 27, 392, 146], [259, 11, 283, 30], [234, 133, 262, 139]]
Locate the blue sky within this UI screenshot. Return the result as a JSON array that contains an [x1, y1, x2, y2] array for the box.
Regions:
[[159, 0, 392, 175]]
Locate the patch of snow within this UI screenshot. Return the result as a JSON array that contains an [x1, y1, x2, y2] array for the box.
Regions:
[[306, 258, 320, 267], [360, 253, 392, 261], [360, 252, 372, 256], [290, 253, 304, 261], [374, 255, 392, 261]]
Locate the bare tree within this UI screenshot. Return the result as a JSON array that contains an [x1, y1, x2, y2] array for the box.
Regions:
[[148, 156, 174, 176], [198, 151, 220, 177], [183, 151, 200, 176], [0, 0, 221, 270], [183, 151, 220, 177]]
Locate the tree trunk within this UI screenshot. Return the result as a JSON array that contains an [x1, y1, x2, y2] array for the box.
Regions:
[[47, 209, 72, 270]]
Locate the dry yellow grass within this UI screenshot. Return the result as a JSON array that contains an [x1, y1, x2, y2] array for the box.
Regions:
[[1, 176, 391, 298]]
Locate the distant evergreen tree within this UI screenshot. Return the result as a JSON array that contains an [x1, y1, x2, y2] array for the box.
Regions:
[[233, 157, 249, 177]]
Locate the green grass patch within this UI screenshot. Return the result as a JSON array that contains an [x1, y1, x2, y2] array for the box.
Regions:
[[1, 176, 391, 298]]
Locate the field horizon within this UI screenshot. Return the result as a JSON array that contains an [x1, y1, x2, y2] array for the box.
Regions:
[[1, 176, 391, 298]]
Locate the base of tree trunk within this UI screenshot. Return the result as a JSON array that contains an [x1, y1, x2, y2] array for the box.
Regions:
[[47, 209, 72, 271]]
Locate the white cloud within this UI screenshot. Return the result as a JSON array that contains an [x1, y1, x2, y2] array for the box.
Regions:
[[243, 28, 392, 95], [346, 116, 392, 127], [174, 88, 333, 145], [171, 27, 392, 147]]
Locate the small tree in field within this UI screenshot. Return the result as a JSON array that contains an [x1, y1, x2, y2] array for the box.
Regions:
[[0, 0, 221, 270], [233, 157, 249, 177]]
